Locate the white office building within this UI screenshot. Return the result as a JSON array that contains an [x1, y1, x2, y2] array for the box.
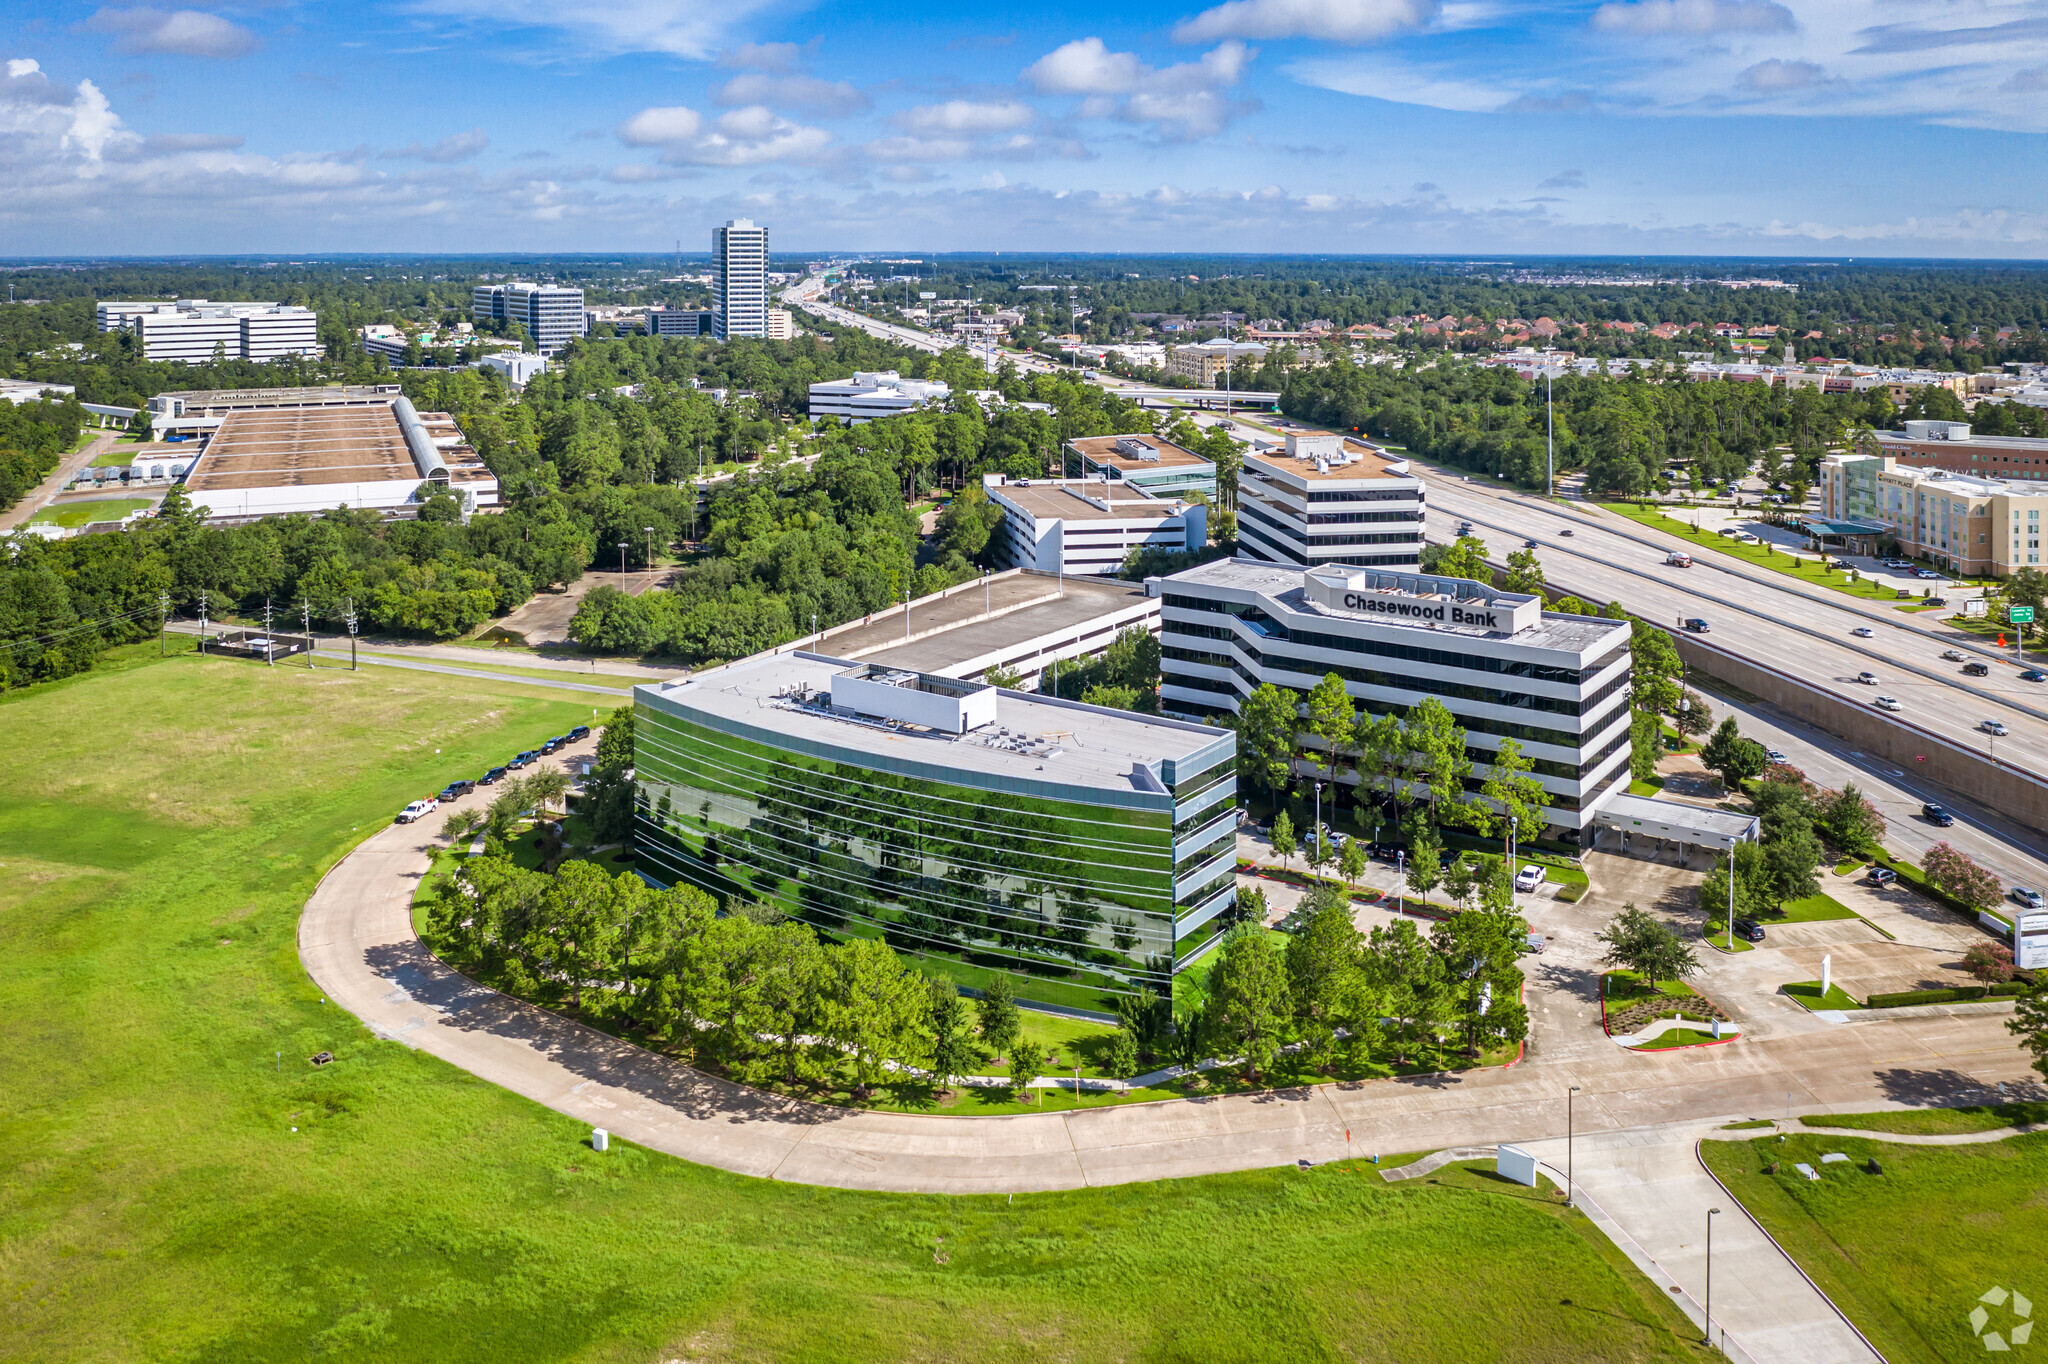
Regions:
[[808, 370, 950, 423], [471, 283, 587, 356], [646, 307, 715, 337], [767, 307, 796, 340], [984, 473, 1208, 577], [476, 352, 550, 389], [1158, 559, 1632, 835], [98, 300, 322, 364], [714, 219, 770, 339], [1237, 433, 1426, 570]]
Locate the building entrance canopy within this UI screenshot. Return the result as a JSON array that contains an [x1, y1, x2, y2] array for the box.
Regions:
[[1587, 793, 1758, 852]]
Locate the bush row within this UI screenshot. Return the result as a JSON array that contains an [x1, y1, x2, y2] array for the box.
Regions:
[[1864, 983, 2031, 1009]]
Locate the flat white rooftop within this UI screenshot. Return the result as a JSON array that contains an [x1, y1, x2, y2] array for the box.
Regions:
[[638, 651, 1223, 799]]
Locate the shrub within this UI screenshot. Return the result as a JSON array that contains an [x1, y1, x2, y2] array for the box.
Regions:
[[1964, 941, 2017, 984]]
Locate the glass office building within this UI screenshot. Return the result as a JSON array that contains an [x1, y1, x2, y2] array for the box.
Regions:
[[633, 654, 1237, 1015]]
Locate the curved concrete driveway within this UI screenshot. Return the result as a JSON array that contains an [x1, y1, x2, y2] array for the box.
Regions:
[[300, 800, 2041, 1196]]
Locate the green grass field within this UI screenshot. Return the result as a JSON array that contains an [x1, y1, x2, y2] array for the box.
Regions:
[[28, 496, 155, 528], [1800, 1104, 2048, 1135], [1784, 981, 1864, 1011], [1770, 891, 1860, 923], [1701, 1131, 2048, 1364], [0, 642, 1717, 1362]]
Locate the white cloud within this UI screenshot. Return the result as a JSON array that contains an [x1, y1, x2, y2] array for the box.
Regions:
[[1590, 0, 1793, 35], [1288, 54, 1510, 112], [382, 127, 489, 162], [895, 100, 1036, 134], [720, 41, 804, 72], [1736, 57, 1832, 92], [864, 135, 976, 162], [617, 103, 831, 166], [714, 73, 869, 116], [1175, 0, 1440, 44], [1025, 38, 1255, 137], [1537, 168, 1586, 189], [84, 8, 260, 59], [410, 0, 782, 60]]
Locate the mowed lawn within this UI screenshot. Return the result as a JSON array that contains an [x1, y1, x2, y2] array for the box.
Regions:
[[1, 643, 1712, 1363], [1701, 1130, 2048, 1364]]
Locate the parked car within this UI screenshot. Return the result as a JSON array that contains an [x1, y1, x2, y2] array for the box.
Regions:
[[1851, 626, 1874, 638], [568, 724, 591, 741], [1514, 864, 1545, 893], [1856, 671, 1879, 685], [1916, 569, 1942, 579], [480, 766, 508, 785], [507, 750, 538, 769], [1732, 918, 1767, 943], [1867, 867, 1898, 886], [1942, 649, 1967, 661], [1923, 802, 1956, 826], [540, 736, 566, 754], [1963, 661, 1990, 677], [438, 779, 475, 802], [396, 798, 437, 824], [2014, 887, 2046, 909], [1983, 719, 2009, 735], [1874, 695, 1902, 711], [1522, 933, 1547, 955], [1684, 617, 1711, 633], [1926, 598, 1947, 608]]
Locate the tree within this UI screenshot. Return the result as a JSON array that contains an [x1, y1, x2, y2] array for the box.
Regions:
[[1238, 682, 1300, 802], [1206, 924, 1290, 1081], [1597, 902, 1699, 991], [1269, 809, 1297, 874], [1229, 884, 1268, 929], [1366, 918, 1448, 1065], [1304, 671, 1354, 783], [1674, 688, 1713, 737], [1964, 941, 2016, 984], [1007, 1038, 1048, 1102], [1700, 716, 1766, 791], [1423, 535, 1492, 583], [925, 982, 982, 1095], [1629, 708, 1663, 783], [1441, 856, 1476, 913], [976, 972, 1022, 1061], [1813, 784, 1884, 853], [1405, 819, 1444, 900], [1115, 987, 1169, 1061], [1400, 697, 1472, 824], [982, 663, 1025, 689], [1503, 546, 1545, 593], [442, 807, 487, 848], [1104, 1027, 1140, 1078], [1479, 738, 1548, 836], [1339, 836, 1369, 888], [1630, 620, 1683, 714], [1762, 825, 1823, 906], [1167, 1006, 1208, 1082], [586, 705, 637, 844], [1286, 886, 1363, 1047], [2008, 982, 2048, 1083], [1431, 907, 1526, 1056], [1924, 841, 2001, 910], [1701, 842, 1773, 929]]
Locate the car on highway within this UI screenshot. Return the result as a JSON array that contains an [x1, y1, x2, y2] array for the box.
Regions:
[[2014, 887, 2046, 910], [1867, 867, 1898, 886], [1873, 695, 1902, 711], [1525, 538, 1539, 549], [1665, 551, 1694, 568], [1514, 864, 1545, 893], [1684, 617, 1711, 633], [1942, 649, 1967, 661], [1852, 626, 1874, 638], [1983, 720, 2009, 735], [479, 765, 507, 785], [1732, 918, 1767, 943], [1765, 748, 1788, 763], [438, 779, 475, 802], [1559, 528, 1574, 537], [2026, 671, 2048, 682], [1923, 802, 1956, 826], [1964, 661, 1990, 676], [1857, 671, 1879, 684], [395, 798, 438, 824]]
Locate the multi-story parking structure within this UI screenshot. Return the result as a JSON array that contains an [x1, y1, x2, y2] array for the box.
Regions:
[[1157, 559, 1632, 837], [1236, 434, 1425, 570], [633, 652, 1240, 1012]]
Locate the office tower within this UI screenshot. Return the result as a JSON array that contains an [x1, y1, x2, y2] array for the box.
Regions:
[[713, 218, 769, 339]]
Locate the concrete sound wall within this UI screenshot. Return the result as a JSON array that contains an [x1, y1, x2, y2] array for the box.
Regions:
[[1668, 629, 2048, 836]]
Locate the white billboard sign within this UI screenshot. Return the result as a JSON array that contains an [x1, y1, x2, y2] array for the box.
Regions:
[[2018, 910, 2048, 971], [1966, 599, 1988, 618]]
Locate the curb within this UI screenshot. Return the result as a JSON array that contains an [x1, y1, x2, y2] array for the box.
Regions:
[[1692, 1138, 1891, 1364]]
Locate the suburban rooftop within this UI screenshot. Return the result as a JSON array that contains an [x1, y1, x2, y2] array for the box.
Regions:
[[995, 480, 1184, 521], [1068, 433, 1215, 473]]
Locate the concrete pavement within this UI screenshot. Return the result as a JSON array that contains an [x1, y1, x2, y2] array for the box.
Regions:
[[0, 429, 118, 531]]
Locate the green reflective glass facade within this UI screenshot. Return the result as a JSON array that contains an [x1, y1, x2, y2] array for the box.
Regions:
[[634, 692, 1237, 1016]]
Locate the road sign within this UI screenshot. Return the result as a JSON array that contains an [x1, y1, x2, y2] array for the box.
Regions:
[[2009, 606, 2035, 624], [1966, 598, 1988, 617]]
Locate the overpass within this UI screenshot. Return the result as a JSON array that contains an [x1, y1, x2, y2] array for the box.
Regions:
[[1108, 386, 1280, 409]]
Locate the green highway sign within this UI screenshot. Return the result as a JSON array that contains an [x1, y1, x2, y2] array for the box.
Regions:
[[2010, 607, 2036, 624]]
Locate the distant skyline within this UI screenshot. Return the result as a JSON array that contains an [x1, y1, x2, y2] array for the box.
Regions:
[[7, 0, 2048, 257]]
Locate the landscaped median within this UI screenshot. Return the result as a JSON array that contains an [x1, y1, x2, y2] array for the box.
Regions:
[[1596, 501, 1936, 605], [1600, 969, 1735, 1047]]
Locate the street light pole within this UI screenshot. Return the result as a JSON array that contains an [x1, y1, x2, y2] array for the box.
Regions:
[[344, 596, 358, 672], [1706, 1207, 1722, 1348], [1567, 1084, 1581, 1207], [617, 542, 629, 577], [1727, 841, 1737, 951], [1396, 850, 1405, 917], [644, 525, 656, 569], [1545, 368, 1554, 499], [1313, 779, 1324, 877]]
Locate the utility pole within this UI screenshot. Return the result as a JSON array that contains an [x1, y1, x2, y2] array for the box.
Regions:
[[197, 601, 208, 656], [302, 598, 313, 668], [344, 596, 358, 672], [262, 597, 274, 667], [157, 589, 168, 656]]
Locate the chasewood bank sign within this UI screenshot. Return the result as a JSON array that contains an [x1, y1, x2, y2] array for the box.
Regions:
[[1304, 567, 1541, 636]]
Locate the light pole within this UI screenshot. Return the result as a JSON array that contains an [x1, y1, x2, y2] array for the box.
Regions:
[[1396, 850, 1405, 916], [1706, 1207, 1722, 1348], [1545, 367, 1555, 498], [1567, 1084, 1581, 1207], [1508, 815, 1518, 912], [344, 596, 358, 672], [1313, 779, 1324, 878], [1726, 841, 1737, 951], [643, 525, 656, 569], [617, 542, 629, 577]]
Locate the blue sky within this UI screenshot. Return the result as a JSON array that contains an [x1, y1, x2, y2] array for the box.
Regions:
[[6, 0, 2048, 256]]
